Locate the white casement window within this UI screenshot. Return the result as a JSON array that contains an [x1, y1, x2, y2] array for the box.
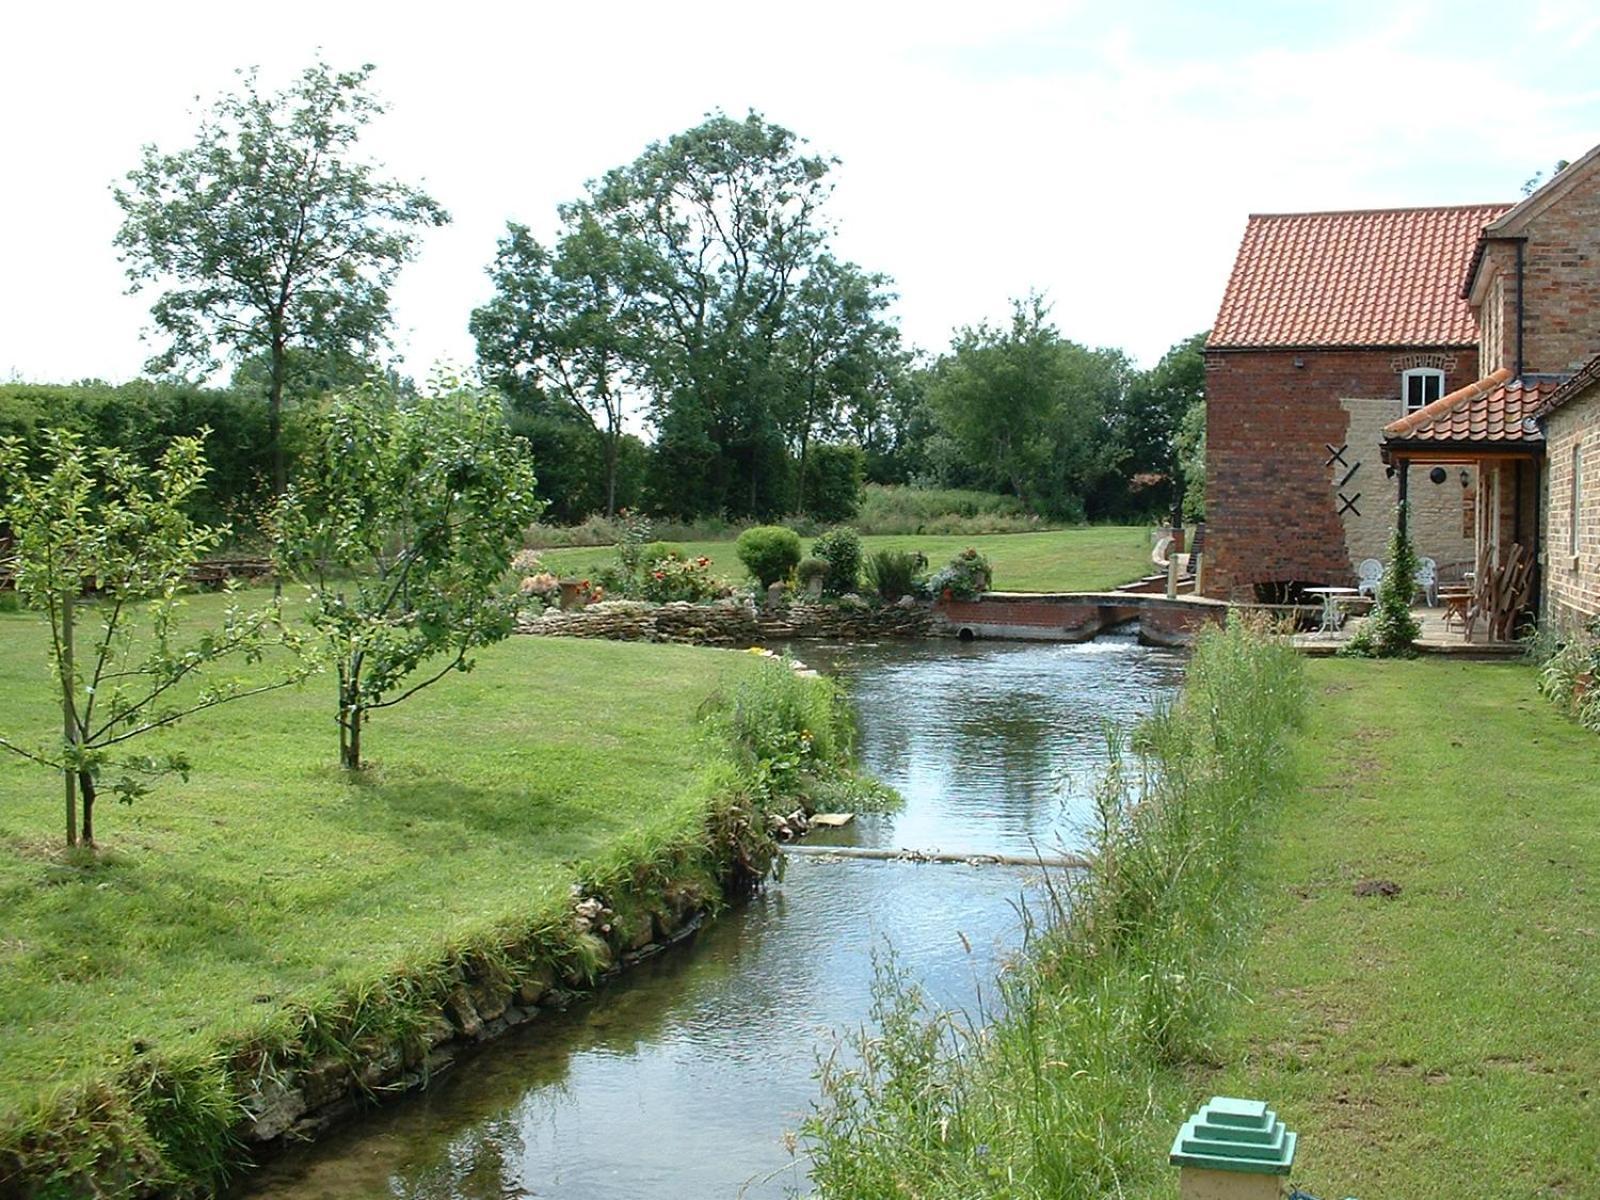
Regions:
[[1572, 442, 1584, 560], [1402, 368, 1445, 412]]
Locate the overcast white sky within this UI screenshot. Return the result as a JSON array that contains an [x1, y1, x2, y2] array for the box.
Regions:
[[4, 0, 1599, 388]]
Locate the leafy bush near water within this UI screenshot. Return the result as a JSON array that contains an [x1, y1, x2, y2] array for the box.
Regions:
[[803, 617, 1306, 1199], [735, 525, 803, 588], [812, 526, 864, 595]]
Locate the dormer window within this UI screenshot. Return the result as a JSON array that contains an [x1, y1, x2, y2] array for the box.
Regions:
[[1403, 368, 1445, 412]]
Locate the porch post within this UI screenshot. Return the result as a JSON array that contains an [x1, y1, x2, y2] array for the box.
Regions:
[[1396, 458, 1410, 536]]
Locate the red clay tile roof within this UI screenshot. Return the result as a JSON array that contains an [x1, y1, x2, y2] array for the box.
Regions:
[[1383, 367, 1556, 444], [1209, 204, 1510, 349], [1534, 351, 1600, 419]]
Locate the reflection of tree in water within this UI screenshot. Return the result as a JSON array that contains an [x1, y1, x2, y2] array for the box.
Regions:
[[389, 1115, 529, 1199]]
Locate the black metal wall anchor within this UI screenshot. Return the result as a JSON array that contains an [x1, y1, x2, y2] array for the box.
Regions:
[[1325, 443, 1349, 468], [1338, 492, 1362, 517]]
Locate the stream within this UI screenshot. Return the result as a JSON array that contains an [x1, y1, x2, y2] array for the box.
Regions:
[[242, 634, 1186, 1199]]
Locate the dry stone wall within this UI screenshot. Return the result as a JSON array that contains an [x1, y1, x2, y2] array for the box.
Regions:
[[520, 598, 933, 644]]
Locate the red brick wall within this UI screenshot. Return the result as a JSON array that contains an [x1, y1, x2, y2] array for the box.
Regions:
[[1203, 346, 1482, 598], [1477, 167, 1600, 376]]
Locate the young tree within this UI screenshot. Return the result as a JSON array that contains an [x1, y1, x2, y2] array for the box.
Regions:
[[0, 431, 307, 846], [273, 380, 542, 770], [114, 60, 449, 503], [471, 212, 632, 517]]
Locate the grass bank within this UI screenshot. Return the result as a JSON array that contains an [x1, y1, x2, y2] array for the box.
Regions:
[[539, 526, 1152, 594], [802, 620, 1307, 1198], [0, 593, 856, 1194], [1196, 659, 1600, 1198]]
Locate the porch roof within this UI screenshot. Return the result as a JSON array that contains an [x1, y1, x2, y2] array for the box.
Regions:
[[1382, 367, 1557, 455]]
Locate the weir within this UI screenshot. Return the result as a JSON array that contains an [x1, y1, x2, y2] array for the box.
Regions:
[[934, 590, 1229, 646]]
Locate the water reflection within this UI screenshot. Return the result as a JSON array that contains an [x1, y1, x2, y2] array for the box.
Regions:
[[242, 635, 1183, 1200]]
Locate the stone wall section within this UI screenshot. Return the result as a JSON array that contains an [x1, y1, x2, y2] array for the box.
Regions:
[[1205, 346, 1481, 598], [520, 598, 933, 644], [1544, 381, 1600, 627], [1339, 396, 1476, 576]]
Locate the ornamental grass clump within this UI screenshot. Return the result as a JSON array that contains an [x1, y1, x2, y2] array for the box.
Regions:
[[1343, 503, 1421, 658], [804, 617, 1306, 1199], [865, 549, 926, 602]]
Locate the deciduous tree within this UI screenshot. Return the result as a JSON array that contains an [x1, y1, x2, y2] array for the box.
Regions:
[[0, 431, 306, 846], [114, 60, 449, 503], [273, 381, 542, 770]]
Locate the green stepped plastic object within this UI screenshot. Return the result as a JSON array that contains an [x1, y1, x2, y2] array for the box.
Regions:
[[1169, 1096, 1298, 1175]]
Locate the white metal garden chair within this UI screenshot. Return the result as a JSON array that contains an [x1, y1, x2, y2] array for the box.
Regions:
[[1416, 557, 1439, 606], [1356, 558, 1383, 597]]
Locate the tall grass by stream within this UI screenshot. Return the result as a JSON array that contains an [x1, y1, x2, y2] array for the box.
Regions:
[[802, 619, 1306, 1198]]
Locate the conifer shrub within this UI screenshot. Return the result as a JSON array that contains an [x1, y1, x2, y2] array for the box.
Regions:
[[735, 525, 802, 587]]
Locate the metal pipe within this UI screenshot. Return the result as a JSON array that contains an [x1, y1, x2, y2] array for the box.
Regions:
[[1515, 239, 1526, 379]]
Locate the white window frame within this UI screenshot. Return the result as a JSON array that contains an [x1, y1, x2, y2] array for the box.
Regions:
[[1572, 441, 1583, 561], [1402, 367, 1445, 413]]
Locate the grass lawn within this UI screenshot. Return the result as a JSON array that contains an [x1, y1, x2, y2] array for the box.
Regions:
[[0, 593, 761, 1121], [537, 525, 1152, 593], [1198, 659, 1600, 1198]]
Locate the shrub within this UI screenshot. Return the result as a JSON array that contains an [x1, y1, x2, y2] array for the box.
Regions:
[[735, 525, 802, 587], [641, 541, 684, 566], [1343, 504, 1421, 658], [865, 549, 926, 602], [640, 554, 722, 603], [927, 547, 992, 600], [805, 443, 866, 523], [797, 556, 830, 591], [812, 527, 864, 595], [853, 484, 1041, 536]]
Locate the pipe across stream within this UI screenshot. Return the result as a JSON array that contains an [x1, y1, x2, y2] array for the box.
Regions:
[[242, 634, 1185, 1199]]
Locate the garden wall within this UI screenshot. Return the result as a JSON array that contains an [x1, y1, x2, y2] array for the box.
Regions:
[[520, 598, 933, 644]]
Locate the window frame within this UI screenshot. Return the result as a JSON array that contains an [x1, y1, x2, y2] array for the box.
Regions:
[[1401, 367, 1445, 413], [1572, 440, 1584, 562]]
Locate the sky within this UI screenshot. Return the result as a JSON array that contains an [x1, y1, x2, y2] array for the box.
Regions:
[[4, 0, 1600, 388]]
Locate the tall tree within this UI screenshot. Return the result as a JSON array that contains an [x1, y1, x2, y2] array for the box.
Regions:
[[926, 295, 1126, 519], [778, 255, 903, 511], [471, 211, 631, 516], [1109, 330, 1207, 520], [114, 60, 449, 504], [590, 111, 834, 518], [273, 380, 542, 771]]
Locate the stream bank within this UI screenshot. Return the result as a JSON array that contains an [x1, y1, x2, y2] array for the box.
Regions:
[[241, 635, 1187, 1199]]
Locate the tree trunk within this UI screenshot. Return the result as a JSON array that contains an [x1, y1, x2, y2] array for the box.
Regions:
[[604, 431, 618, 520], [269, 329, 287, 599], [339, 671, 362, 771], [60, 589, 78, 847], [78, 769, 97, 847]]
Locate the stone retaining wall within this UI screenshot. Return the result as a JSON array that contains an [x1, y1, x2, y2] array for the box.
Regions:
[[520, 598, 932, 644]]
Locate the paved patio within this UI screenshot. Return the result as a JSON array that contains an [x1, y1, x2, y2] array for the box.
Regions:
[[1290, 604, 1525, 658]]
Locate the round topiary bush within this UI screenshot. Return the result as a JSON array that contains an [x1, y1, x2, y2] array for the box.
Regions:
[[735, 525, 803, 588]]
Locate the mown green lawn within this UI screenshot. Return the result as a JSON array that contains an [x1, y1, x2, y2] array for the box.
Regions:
[[0, 594, 759, 1117], [1198, 659, 1600, 1199], [537, 526, 1152, 593]]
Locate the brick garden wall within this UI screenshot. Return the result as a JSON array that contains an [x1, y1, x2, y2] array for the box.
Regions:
[[1204, 346, 1482, 598]]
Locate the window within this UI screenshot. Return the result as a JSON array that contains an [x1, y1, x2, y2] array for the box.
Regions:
[[1572, 441, 1584, 560], [1402, 368, 1444, 412]]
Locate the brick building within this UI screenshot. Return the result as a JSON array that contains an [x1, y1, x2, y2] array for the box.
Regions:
[[1378, 142, 1600, 632], [1540, 355, 1600, 627], [1204, 204, 1507, 600]]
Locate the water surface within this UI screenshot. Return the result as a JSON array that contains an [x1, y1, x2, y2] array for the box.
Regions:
[[243, 635, 1184, 1199]]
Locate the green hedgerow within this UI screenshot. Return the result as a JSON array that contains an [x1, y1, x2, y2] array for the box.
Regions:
[[812, 527, 864, 595]]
